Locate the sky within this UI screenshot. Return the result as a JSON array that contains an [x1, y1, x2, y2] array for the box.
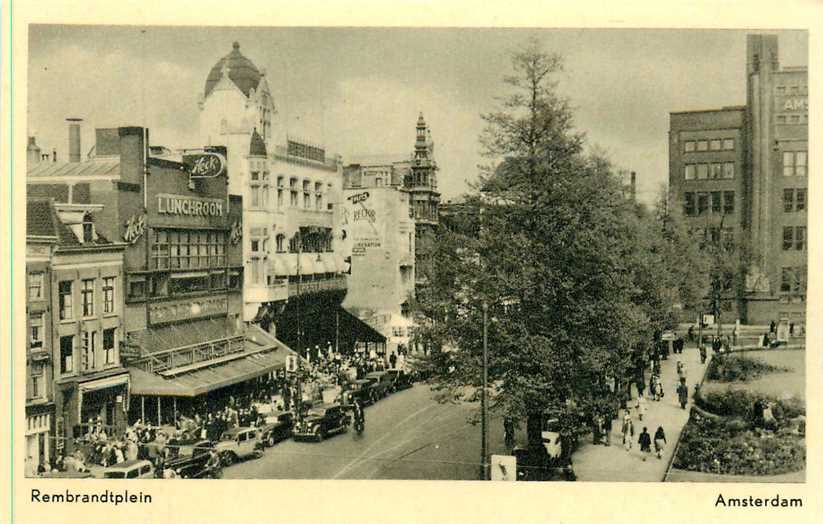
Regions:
[[27, 26, 807, 205]]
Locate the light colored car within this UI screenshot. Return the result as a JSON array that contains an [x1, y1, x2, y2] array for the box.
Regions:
[[102, 459, 154, 479], [215, 427, 263, 466]]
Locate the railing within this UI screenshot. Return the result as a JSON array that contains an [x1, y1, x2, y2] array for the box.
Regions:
[[272, 145, 340, 171], [288, 276, 347, 297], [132, 335, 247, 374]]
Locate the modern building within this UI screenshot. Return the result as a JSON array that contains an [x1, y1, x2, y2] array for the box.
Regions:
[[28, 121, 294, 436], [26, 197, 128, 457], [668, 34, 808, 325], [196, 42, 383, 357]]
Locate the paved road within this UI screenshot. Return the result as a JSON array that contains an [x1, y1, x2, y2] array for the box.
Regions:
[[223, 384, 509, 480]]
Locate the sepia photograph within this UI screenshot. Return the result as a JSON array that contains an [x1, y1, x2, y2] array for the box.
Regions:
[[19, 22, 809, 489]]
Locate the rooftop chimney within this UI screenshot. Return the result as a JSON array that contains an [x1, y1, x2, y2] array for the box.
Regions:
[[52, 149, 57, 162], [630, 171, 637, 202], [67, 118, 83, 163], [27, 136, 42, 167]]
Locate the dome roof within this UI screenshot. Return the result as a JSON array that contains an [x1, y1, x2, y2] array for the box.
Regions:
[[249, 129, 267, 156], [204, 42, 262, 98]]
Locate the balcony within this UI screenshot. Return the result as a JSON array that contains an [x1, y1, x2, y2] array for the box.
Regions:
[[132, 335, 247, 374], [288, 275, 347, 297]]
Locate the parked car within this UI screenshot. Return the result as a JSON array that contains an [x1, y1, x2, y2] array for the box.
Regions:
[[293, 404, 350, 442], [215, 427, 263, 466], [102, 459, 154, 479], [39, 470, 93, 479], [166, 439, 215, 478], [364, 371, 393, 401], [341, 379, 375, 406], [386, 369, 414, 393], [259, 411, 294, 447]]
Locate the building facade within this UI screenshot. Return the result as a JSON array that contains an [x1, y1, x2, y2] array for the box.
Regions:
[[668, 34, 808, 325], [405, 113, 440, 288]]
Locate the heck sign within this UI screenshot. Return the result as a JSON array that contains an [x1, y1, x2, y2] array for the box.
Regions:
[[187, 152, 226, 178]]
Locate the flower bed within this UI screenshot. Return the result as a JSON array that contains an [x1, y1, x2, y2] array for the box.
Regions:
[[673, 390, 805, 476], [706, 354, 790, 383]]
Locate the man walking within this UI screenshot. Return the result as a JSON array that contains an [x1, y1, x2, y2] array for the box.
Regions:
[[638, 427, 652, 460], [677, 382, 689, 409]]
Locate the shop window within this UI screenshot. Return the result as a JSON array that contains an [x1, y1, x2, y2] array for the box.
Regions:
[[103, 328, 116, 365], [28, 272, 44, 301], [782, 227, 794, 250], [103, 277, 115, 314], [60, 335, 74, 374], [169, 275, 210, 295], [722, 163, 734, 179], [722, 138, 734, 151], [710, 139, 722, 151], [684, 165, 695, 180], [684, 141, 695, 153], [29, 313, 44, 349], [796, 189, 806, 211], [696, 164, 708, 180], [723, 191, 734, 214], [58, 281, 73, 320]]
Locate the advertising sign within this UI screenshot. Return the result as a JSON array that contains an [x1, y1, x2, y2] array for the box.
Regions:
[[342, 189, 382, 258], [183, 150, 227, 178]]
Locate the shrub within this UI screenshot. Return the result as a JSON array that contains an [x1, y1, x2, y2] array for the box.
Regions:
[[707, 354, 790, 382]]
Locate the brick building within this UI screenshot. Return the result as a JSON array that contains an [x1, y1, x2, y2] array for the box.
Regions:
[[669, 34, 808, 325]]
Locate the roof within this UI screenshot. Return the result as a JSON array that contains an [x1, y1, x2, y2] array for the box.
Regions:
[[249, 129, 267, 156], [204, 42, 262, 98], [130, 318, 242, 355], [27, 158, 120, 178], [26, 198, 96, 247], [347, 153, 409, 166]]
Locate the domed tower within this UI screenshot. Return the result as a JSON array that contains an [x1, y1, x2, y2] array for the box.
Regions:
[[407, 112, 440, 289], [199, 42, 277, 148]]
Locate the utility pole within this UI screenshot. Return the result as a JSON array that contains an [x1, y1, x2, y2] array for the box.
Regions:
[[295, 231, 303, 424], [481, 301, 489, 480]]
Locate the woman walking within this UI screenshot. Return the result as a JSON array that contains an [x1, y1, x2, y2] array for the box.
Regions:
[[635, 394, 647, 421], [638, 427, 652, 461], [621, 410, 635, 451], [653, 426, 667, 459], [677, 382, 689, 409]]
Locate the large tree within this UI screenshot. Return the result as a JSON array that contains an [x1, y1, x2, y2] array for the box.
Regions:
[[413, 39, 658, 445]]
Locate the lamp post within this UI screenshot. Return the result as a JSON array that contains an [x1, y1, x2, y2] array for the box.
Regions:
[[295, 231, 303, 424], [481, 301, 489, 480]]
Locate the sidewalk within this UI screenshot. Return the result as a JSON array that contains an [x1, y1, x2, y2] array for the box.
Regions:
[[571, 342, 709, 481]]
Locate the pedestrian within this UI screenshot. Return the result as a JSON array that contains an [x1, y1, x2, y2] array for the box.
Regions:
[[503, 417, 515, 450], [638, 427, 652, 460], [603, 411, 613, 446], [677, 361, 687, 385], [621, 410, 635, 450], [699, 345, 707, 364], [677, 382, 689, 409], [769, 320, 776, 334], [732, 325, 738, 347], [654, 377, 664, 402], [636, 378, 645, 399], [592, 413, 603, 445], [635, 394, 647, 421], [687, 325, 695, 343], [653, 426, 667, 459], [789, 322, 795, 337]]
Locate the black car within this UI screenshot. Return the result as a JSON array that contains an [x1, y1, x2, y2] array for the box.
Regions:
[[386, 369, 414, 393], [512, 446, 575, 481], [293, 404, 350, 442], [259, 412, 294, 447], [165, 439, 216, 479], [341, 379, 374, 406], [363, 371, 393, 401]]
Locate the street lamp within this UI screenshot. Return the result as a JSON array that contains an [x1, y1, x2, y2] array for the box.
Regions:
[[481, 301, 489, 480]]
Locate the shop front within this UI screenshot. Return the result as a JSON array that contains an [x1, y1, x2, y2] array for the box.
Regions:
[[25, 407, 53, 470]]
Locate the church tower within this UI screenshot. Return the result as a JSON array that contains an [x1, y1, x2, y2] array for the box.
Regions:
[[405, 112, 440, 288]]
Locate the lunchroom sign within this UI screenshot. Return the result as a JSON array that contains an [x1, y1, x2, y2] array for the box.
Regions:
[[157, 194, 224, 217]]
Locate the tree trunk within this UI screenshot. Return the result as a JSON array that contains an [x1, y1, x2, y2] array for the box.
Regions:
[[526, 412, 543, 448]]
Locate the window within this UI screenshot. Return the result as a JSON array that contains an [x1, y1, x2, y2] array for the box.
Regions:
[[28, 273, 44, 301], [795, 226, 806, 250], [723, 138, 734, 150], [168, 275, 210, 295], [30, 313, 44, 349], [784, 189, 795, 212], [697, 140, 708, 151], [697, 193, 709, 215], [796, 189, 806, 211], [80, 279, 95, 316], [60, 335, 74, 374], [290, 178, 298, 207], [781, 266, 807, 294], [711, 192, 722, 214], [722, 163, 734, 179], [30, 365, 43, 398], [81, 331, 97, 371], [154, 229, 226, 269], [710, 139, 722, 151], [277, 176, 284, 208], [684, 141, 695, 153], [795, 152, 807, 176], [102, 277, 115, 314], [104, 328, 116, 365], [777, 115, 787, 124], [783, 151, 808, 176], [250, 171, 270, 209], [723, 191, 734, 214], [129, 278, 146, 299], [722, 228, 735, 251], [709, 226, 720, 245], [276, 234, 285, 253], [781, 268, 792, 293], [711, 163, 722, 179], [684, 165, 695, 180], [58, 281, 73, 320], [696, 164, 708, 180], [783, 227, 794, 250], [251, 172, 260, 208]]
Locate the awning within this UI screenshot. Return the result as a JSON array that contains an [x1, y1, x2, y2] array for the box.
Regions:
[[319, 253, 335, 274], [268, 257, 287, 277], [77, 369, 130, 421], [129, 346, 293, 397], [299, 253, 318, 275], [171, 271, 209, 279], [340, 307, 387, 344]]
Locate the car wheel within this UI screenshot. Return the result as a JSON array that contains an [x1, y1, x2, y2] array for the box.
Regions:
[[221, 452, 235, 467], [268, 434, 276, 447], [314, 427, 323, 442]]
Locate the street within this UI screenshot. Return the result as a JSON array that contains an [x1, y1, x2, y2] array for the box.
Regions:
[[223, 384, 508, 480]]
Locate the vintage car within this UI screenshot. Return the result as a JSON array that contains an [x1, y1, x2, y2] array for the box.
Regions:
[[259, 411, 294, 447], [386, 368, 414, 393], [341, 379, 375, 406], [166, 439, 216, 478], [293, 404, 350, 442], [363, 371, 394, 401], [215, 427, 263, 466], [39, 470, 94, 479], [102, 459, 155, 479]]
